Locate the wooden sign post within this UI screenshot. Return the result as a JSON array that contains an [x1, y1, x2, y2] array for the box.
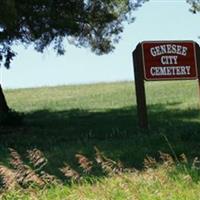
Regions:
[[133, 41, 200, 129]]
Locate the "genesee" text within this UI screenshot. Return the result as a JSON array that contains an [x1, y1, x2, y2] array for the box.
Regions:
[[150, 44, 188, 57]]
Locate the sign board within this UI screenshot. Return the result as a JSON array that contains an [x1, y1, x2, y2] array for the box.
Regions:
[[132, 41, 200, 129], [142, 41, 198, 80]]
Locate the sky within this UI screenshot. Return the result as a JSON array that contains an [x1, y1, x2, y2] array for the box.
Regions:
[[1, 0, 200, 89]]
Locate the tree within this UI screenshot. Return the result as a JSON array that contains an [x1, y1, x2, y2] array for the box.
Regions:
[[0, 85, 9, 112], [0, 0, 147, 68], [0, 0, 146, 113], [187, 0, 200, 13]]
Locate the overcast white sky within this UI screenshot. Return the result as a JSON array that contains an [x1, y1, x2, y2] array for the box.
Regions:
[[1, 0, 200, 89]]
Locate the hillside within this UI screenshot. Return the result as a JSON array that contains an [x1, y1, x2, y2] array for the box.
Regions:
[[1, 81, 200, 199]]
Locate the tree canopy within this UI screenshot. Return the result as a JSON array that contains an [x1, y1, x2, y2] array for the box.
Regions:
[[187, 0, 200, 13], [0, 0, 146, 68]]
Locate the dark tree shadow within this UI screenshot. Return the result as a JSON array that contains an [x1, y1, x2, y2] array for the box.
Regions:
[[0, 103, 200, 179]]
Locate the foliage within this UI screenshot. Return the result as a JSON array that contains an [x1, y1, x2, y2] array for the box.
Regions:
[[0, 0, 146, 68], [1, 149, 200, 200], [0, 81, 200, 198], [187, 0, 200, 13]]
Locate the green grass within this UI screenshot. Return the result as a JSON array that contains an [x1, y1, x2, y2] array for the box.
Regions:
[[1, 80, 200, 199]]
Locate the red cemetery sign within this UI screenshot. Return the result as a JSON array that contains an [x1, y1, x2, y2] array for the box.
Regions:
[[141, 41, 198, 81], [132, 41, 200, 129]]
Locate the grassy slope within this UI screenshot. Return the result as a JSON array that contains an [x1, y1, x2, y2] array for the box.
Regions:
[[1, 80, 200, 199]]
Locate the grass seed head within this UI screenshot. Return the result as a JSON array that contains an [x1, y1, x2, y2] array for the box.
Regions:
[[27, 148, 48, 171], [9, 148, 44, 188], [60, 163, 80, 181], [75, 154, 93, 173], [144, 156, 157, 169], [0, 165, 18, 190], [159, 151, 174, 167]]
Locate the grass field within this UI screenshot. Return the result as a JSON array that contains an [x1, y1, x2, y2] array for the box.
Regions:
[[1, 80, 200, 199]]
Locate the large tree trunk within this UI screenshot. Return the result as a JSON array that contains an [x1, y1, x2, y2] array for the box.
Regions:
[[0, 84, 9, 113]]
